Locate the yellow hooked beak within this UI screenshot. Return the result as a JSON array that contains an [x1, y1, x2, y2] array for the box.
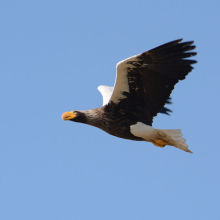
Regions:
[[62, 111, 76, 121]]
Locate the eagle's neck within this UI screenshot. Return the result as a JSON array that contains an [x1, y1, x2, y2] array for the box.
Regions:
[[78, 107, 105, 129]]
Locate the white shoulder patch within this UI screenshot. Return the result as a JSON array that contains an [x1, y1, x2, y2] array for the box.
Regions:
[[109, 55, 139, 104], [98, 54, 141, 105], [98, 85, 114, 106]]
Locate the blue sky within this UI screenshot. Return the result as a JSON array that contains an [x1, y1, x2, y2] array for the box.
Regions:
[[1, 1, 220, 219]]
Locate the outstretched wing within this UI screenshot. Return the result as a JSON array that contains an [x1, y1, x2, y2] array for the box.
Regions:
[[107, 39, 197, 125], [98, 85, 172, 115]]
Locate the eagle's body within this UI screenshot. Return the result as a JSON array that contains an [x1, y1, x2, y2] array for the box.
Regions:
[[62, 39, 197, 153], [75, 107, 143, 141]]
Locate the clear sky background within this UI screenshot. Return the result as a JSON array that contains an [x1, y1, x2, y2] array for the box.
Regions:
[[1, 1, 220, 219]]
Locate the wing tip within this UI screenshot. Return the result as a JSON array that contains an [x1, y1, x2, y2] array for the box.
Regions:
[[97, 85, 102, 91]]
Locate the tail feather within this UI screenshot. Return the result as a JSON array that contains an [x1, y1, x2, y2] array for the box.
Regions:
[[158, 129, 192, 153]]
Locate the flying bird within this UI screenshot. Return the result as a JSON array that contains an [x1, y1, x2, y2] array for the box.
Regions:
[[62, 39, 197, 153]]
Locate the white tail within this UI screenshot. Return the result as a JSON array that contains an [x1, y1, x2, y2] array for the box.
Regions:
[[158, 129, 192, 153], [130, 122, 192, 153]]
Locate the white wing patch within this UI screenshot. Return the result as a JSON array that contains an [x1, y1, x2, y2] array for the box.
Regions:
[[98, 54, 140, 106], [98, 85, 114, 106], [109, 55, 140, 105]]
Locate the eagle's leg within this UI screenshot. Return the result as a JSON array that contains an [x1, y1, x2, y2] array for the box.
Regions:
[[151, 139, 168, 148]]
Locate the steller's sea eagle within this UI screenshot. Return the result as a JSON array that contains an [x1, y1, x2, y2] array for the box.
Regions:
[[62, 39, 197, 153]]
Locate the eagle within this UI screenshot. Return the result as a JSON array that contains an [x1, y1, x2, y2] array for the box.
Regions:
[[62, 39, 197, 153]]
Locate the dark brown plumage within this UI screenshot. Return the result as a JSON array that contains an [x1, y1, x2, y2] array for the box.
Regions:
[[62, 39, 197, 153]]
